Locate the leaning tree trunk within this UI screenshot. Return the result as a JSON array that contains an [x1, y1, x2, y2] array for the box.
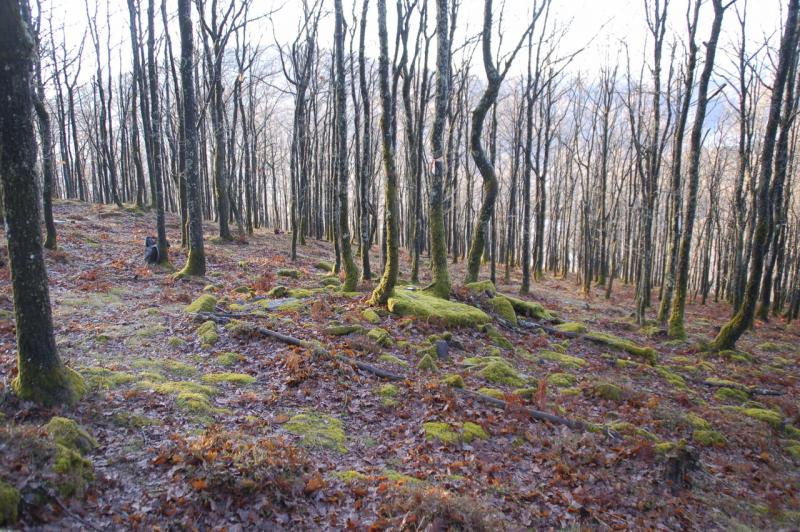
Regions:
[[0, 0, 83, 406]]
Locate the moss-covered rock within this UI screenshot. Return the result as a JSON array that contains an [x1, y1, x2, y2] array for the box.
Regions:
[[442, 374, 465, 388], [479, 360, 524, 387], [547, 373, 576, 387], [592, 382, 623, 401], [362, 308, 381, 324], [477, 387, 504, 399], [714, 387, 749, 403], [488, 296, 517, 325], [277, 268, 300, 278], [539, 350, 587, 368], [585, 332, 657, 364], [423, 421, 460, 444], [462, 422, 489, 443], [321, 277, 341, 288], [501, 294, 553, 320], [324, 324, 364, 336], [478, 324, 514, 350], [367, 328, 394, 347], [387, 287, 491, 327], [555, 322, 587, 334], [43, 417, 97, 455], [52, 444, 94, 497], [378, 354, 409, 367], [284, 411, 346, 452], [201, 372, 256, 385], [268, 285, 288, 297], [314, 260, 334, 272], [377, 384, 400, 407], [197, 320, 220, 347], [693, 429, 727, 447], [417, 353, 438, 372], [464, 280, 496, 296], [741, 408, 783, 427], [0, 480, 20, 526], [225, 319, 258, 339], [185, 294, 217, 314]]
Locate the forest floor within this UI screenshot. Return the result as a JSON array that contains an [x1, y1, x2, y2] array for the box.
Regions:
[[0, 199, 799, 530]]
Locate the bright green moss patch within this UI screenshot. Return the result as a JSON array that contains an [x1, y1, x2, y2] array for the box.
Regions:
[[655, 366, 687, 389], [284, 411, 346, 452], [442, 374, 465, 388], [201, 372, 256, 385], [288, 288, 314, 298], [277, 268, 300, 278], [592, 382, 623, 401], [787, 444, 800, 460], [383, 469, 424, 485], [185, 294, 217, 314], [741, 408, 783, 427], [693, 429, 727, 447], [333, 470, 368, 483], [321, 277, 341, 288], [111, 411, 160, 428], [378, 354, 409, 367], [44, 417, 97, 455], [705, 377, 740, 387], [167, 336, 186, 348], [175, 392, 230, 416], [52, 444, 94, 497], [654, 442, 676, 455], [268, 286, 288, 297], [488, 296, 517, 325], [615, 358, 641, 369], [501, 294, 553, 320], [324, 324, 364, 336], [197, 320, 220, 347], [80, 367, 135, 390], [0, 480, 20, 526], [362, 309, 381, 324], [133, 358, 198, 377], [387, 287, 491, 327], [367, 328, 394, 347], [479, 360, 524, 387], [513, 387, 537, 399], [138, 379, 217, 398], [423, 422, 460, 445], [215, 352, 243, 366], [608, 421, 658, 441], [465, 280, 497, 296], [314, 260, 334, 272], [555, 322, 587, 334], [539, 350, 587, 368], [548, 373, 576, 387], [714, 387, 749, 403], [377, 384, 400, 407], [417, 353, 438, 371], [478, 387, 504, 399], [479, 324, 514, 349], [585, 332, 657, 364], [756, 342, 781, 352], [685, 413, 711, 430], [462, 422, 489, 443]]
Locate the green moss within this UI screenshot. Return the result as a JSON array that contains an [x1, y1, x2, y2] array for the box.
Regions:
[[185, 294, 217, 314], [52, 444, 93, 497], [111, 411, 160, 428], [705, 377, 740, 387], [138, 379, 217, 398], [787, 444, 800, 460], [559, 387, 581, 396], [362, 309, 381, 324], [197, 320, 220, 347], [477, 387, 504, 399], [321, 277, 341, 288], [43, 417, 97, 454], [325, 324, 364, 336], [80, 367, 135, 390], [756, 342, 781, 352], [654, 442, 676, 455], [387, 287, 491, 327], [215, 352, 243, 366], [555, 322, 587, 334], [585, 332, 657, 364], [464, 280, 497, 296], [12, 365, 86, 407], [268, 286, 288, 297], [378, 354, 409, 367], [714, 387, 749, 403], [608, 421, 658, 441], [741, 408, 783, 427], [288, 288, 314, 298], [201, 372, 256, 385], [133, 358, 197, 377], [314, 260, 334, 272], [479, 360, 524, 387], [442, 374, 465, 388], [462, 422, 489, 442], [655, 366, 687, 389], [501, 294, 553, 320], [488, 296, 517, 325], [479, 324, 514, 349], [685, 412, 711, 430], [275, 299, 302, 312], [592, 382, 623, 401], [367, 328, 394, 347], [512, 387, 537, 399], [167, 336, 186, 348], [615, 358, 641, 369], [423, 421, 460, 445], [0, 480, 20, 526], [333, 470, 368, 483], [277, 268, 300, 278], [225, 319, 257, 339], [417, 353, 438, 371], [547, 373, 576, 387], [175, 392, 230, 416], [693, 429, 727, 447], [284, 411, 347, 452], [539, 350, 587, 368], [377, 384, 400, 407], [383, 469, 424, 485]]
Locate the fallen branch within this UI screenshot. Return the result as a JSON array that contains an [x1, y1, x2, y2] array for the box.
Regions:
[[696, 378, 783, 397]]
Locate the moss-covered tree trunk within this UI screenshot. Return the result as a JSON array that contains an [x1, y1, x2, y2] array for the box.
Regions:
[[358, 0, 372, 281], [667, 0, 726, 338], [0, 0, 82, 406], [369, 0, 400, 305], [175, 0, 205, 277], [428, 0, 451, 299], [333, 0, 359, 291], [710, 0, 799, 350], [147, 0, 169, 264]]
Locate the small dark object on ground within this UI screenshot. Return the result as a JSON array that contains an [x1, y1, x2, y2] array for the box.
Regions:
[[144, 236, 159, 264], [435, 340, 449, 360]]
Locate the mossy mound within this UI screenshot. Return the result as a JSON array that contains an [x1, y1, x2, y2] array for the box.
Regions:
[[442, 374, 465, 388], [741, 408, 783, 427], [268, 286, 288, 297], [43, 417, 97, 455], [284, 411, 346, 452], [111, 411, 160, 428], [52, 444, 94, 497], [548, 373, 576, 387], [464, 280, 496, 296], [276, 268, 300, 278], [133, 358, 197, 377], [555, 322, 587, 334], [225, 319, 258, 339], [314, 260, 334, 272], [175, 392, 230, 416], [325, 324, 364, 336], [462, 422, 489, 443], [377, 384, 400, 407], [362, 308, 381, 324], [501, 294, 553, 320], [417, 353, 438, 372], [685, 412, 711, 430], [321, 277, 341, 288], [80, 367, 135, 390], [787, 444, 800, 460], [332, 470, 369, 483], [714, 387, 749, 403], [215, 352, 244, 366], [756, 342, 781, 352], [539, 350, 587, 368], [585, 332, 657, 364], [592, 382, 623, 401], [197, 320, 220, 347], [12, 366, 86, 408], [0, 480, 20, 526], [479, 324, 514, 350], [488, 296, 517, 325], [477, 387, 504, 399], [479, 360, 525, 387], [167, 336, 187, 348], [693, 429, 727, 447], [201, 372, 256, 385], [423, 422, 461, 445], [655, 366, 687, 389], [367, 328, 394, 347], [387, 287, 491, 327], [185, 294, 217, 314], [607, 421, 658, 441], [379, 354, 409, 367]]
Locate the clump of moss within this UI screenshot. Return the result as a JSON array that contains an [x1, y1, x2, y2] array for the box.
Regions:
[[201, 372, 256, 385], [479, 360, 524, 387], [693, 429, 727, 447], [417, 353, 438, 372], [215, 352, 243, 366], [133, 358, 197, 377], [714, 387, 749, 403], [185, 294, 217, 314], [585, 332, 657, 364], [325, 324, 364, 336], [197, 320, 220, 347], [52, 444, 94, 496], [513, 387, 537, 399], [705, 377, 740, 387], [756, 342, 781, 352], [548, 373, 576, 387], [464, 280, 497, 296], [442, 374, 465, 388], [379, 354, 409, 367], [539, 350, 587, 368], [479, 324, 514, 350], [501, 294, 553, 320], [462, 422, 489, 443], [387, 287, 491, 327], [615, 358, 641, 369], [167, 336, 186, 348], [0, 480, 20, 526], [362, 308, 381, 324], [384, 469, 424, 485], [225, 319, 258, 339], [284, 411, 346, 452], [44, 417, 97, 454], [288, 288, 315, 298], [477, 387, 504, 399], [80, 367, 135, 390], [608, 421, 658, 441], [488, 296, 517, 325], [592, 382, 623, 401], [111, 412, 160, 428], [321, 277, 341, 288], [377, 384, 400, 407], [423, 422, 460, 445], [787, 444, 800, 460], [655, 365, 687, 389], [684, 412, 711, 430], [268, 286, 288, 298], [741, 408, 783, 427], [367, 328, 394, 347], [333, 470, 368, 483], [277, 268, 300, 278], [555, 322, 586, 334], [314, 260, 334, 272], [175, 392, 230, 416]]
